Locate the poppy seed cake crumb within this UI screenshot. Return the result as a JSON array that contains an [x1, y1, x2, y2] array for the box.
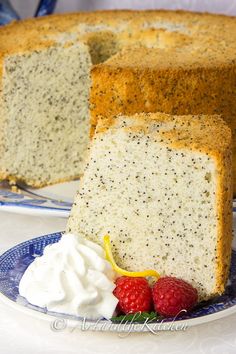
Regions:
[[0, 42, 91, 187], [67, 112, 233, 301]]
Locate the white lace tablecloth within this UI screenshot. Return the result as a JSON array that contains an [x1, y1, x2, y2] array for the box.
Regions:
[[0, 211, 235, 354]]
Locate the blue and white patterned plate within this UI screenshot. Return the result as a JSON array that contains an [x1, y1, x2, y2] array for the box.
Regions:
[[0, 181, 79, 217], [0, 231, 236, 332]]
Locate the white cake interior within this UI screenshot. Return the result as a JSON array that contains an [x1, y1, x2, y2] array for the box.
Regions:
[[67, 116, 218, 298], [1, 42, 91, 185]]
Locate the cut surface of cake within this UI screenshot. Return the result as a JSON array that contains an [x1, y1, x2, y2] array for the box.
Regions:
[[0, 41, 92, 187], [67, 112, 233, 300], [0, 10, 235, 188]]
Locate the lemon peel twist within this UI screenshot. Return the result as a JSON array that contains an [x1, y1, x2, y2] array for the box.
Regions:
[[103, 235, 160, 278]]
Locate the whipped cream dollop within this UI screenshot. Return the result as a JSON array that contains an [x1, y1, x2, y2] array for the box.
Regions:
[[19, 233, 118, 319]]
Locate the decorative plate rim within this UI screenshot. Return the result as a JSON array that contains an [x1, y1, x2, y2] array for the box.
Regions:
[[0, 181, 77, 216], [1, 289, 236, 332], [0, 232, 236, 332]]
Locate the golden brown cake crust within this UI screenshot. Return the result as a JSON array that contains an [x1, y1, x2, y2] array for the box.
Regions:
[[96, 113, 231, 152], [1, 9, 236, 73]]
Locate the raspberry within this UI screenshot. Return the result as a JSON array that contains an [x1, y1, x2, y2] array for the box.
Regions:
[[152, 276, 198, 317], [113, 276, 152, 314]]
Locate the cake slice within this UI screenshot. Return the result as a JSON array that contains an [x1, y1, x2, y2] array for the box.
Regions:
[[67, 112, 233, 300]]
